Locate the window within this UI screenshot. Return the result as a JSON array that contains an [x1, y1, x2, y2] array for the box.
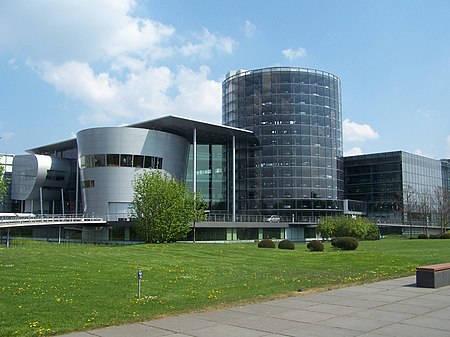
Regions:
[[133, 155, 144, 168], [120, 154, 133, 167], [82, 180, 95, 188], [107, 154, 119, 166], [144, 156, 154, 169], [94, 154, 106, 167]]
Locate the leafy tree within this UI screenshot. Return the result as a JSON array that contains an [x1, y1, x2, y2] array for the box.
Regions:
[[0, 159, 8, 203], [130, 170, 207, 243], [317, 216, 378, 240]]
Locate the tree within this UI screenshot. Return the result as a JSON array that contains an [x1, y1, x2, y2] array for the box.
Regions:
[[417, 192, 433, 237], [0, 159, 8, 203], [395, 186, 418, 239], [130, 170, 207, 243], [433, 187, 450, 233]]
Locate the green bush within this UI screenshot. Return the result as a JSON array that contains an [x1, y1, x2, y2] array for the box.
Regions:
[[258, 239, 275, 249], [331, 237, 359, 250], [417, 234, 428, 239], [278, 239, 295, 250], [439, 232, 450, 239], [307, 240, 324, 252], [318, 216, 378, 240]]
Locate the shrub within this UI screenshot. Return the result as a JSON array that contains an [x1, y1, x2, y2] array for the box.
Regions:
[[278, 239, 295, 250], [439, 232, 450, 239], [258, 239, 275, 249], [318, 216, 378, 240], [417, 234, 428, 239], [307, 240, 324, 252], [331, 237, 359, 250]]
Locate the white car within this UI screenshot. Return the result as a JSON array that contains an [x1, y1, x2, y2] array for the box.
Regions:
[[264, 215, 281, 223]]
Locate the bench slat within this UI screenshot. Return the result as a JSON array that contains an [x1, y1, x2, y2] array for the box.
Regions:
[[416, 263, 450, 271]]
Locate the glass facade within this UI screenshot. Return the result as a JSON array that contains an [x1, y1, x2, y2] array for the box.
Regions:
[[185, 144, 228, 213], [222, 67, 344, 219], [344, 151, 445, 224]]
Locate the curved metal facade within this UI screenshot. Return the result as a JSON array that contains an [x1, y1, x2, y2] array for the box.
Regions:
[[222, 67, 344, 218], [77, 127, 190, 220], [11, 154, 71, 201]]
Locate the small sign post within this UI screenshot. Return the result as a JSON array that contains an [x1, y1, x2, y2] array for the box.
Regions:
[[137, 269, 143, 299]]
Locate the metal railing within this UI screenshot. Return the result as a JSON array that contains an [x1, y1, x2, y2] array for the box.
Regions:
[[204, 213, 321, 224], [0, 213, 104, 227]]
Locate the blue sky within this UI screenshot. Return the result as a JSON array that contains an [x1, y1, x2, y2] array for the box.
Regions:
[[0, 0, 449, 159]]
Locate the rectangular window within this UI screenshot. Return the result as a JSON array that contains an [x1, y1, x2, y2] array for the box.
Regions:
[[82, 180, 95, 188], [156, 157, 163, 169], [85, 155, 94, 168], [94, 154, 106, 167], [107, 154, 120, 167], [133, 155, 144, 168], [120, 154, 133, 167], [144, 156, 154, 169]]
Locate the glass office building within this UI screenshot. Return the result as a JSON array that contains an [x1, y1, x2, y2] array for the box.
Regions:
[[222, 67, 344, 220], [344, 151, 444, 225]]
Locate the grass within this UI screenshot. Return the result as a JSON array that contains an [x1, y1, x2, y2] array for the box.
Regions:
[[1, 236, 450, 336]]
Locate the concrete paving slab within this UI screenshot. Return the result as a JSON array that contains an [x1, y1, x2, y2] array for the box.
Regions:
[[142, 316, 218, 333], [374, 302, 436, 315], [351, 308, 415, 323], [271, 307, 338, 323], [397, 296, 450, 309], [191, 308, 261, 325], [424, 307, 450, 319], [372, 323, 450, 337], [229, 302, 294, 316], [264, 298, 324, 310], [402, 315, 450, 332], [229, 315, 319, 334], [183, 323, 269, 337], [318, 315, 391, 332], [305, 303, 362, 315], [88, 323, 173, 337], [280, 323, 362, 337]]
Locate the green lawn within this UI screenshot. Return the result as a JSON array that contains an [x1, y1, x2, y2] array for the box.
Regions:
[[1, 237, 449, 336]]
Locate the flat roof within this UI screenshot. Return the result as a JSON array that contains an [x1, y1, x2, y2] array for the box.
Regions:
[[27, 115, 256, 154]]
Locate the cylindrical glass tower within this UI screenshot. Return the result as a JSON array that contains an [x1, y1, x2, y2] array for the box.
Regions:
[[222, 67, 344, 220]]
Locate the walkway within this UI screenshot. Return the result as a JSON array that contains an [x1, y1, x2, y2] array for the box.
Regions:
[[59, 276, 450, 337]]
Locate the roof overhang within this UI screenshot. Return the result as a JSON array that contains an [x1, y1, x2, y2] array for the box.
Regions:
[[27, 115, 256, 154]]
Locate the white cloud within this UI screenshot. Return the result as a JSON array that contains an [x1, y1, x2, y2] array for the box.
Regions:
[[0, 0, 235, 126], [0, 0, 175, 62], [413, 149, 424, 156], [344, 147, 363, 156], [343, 119, 379, 142], [179, 28, 236, 59], [244, 20, 256, 38], [36, 60, 221, 125], [282, 48, 306, 60]]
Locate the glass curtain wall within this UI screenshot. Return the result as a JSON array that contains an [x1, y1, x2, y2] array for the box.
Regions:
[[186, 144, 228, 213], [222, 67, 344, 220]]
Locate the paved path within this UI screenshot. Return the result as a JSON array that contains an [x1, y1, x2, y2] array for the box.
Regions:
[[60, 276, 450, 337]]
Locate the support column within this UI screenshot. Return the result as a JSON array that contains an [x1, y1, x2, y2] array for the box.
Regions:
[[232, 136, 236, 223], [193, 129, 197, 243], [61, 188, 65, 216], [7, 228, 10, 248], [75, 158, 80, 215], [39, 187, 44, 218]]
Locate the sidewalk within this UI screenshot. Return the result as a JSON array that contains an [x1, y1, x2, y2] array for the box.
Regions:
[[60, 276, 450, 337]]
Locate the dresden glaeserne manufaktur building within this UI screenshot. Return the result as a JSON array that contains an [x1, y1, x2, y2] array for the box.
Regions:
[[222, 67, 344, 222], [2, 66, 449, 243]]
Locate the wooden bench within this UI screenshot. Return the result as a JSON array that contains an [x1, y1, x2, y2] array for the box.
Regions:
[[416, 263, 450, 288]]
